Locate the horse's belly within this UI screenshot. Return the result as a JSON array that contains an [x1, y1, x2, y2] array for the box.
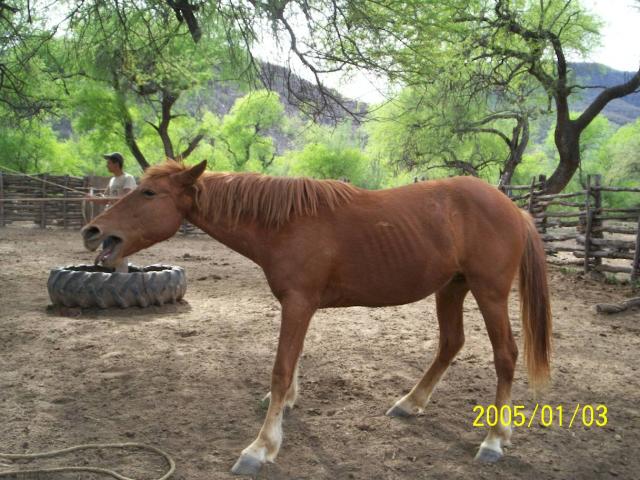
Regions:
[[321, 255, 455, 308]]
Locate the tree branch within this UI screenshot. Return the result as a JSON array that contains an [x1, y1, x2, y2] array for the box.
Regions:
[[574, 68, 640, 131], [177, 134, 204, 160]]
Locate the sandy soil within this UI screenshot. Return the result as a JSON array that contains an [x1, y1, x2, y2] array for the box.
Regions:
[[0, 225, 639, 480]]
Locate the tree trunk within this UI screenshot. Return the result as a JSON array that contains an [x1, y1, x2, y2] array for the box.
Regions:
[[498, 115, 529, 187], [124, 120, 150, 171], [544, 119, 580, 194], [544, 68, 640, 194], [158, 90, 177, 159], [113, 73, 149, 171]]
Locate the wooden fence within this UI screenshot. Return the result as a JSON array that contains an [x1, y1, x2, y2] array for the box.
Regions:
[[2, 171, 638, 282], [503, 174, 640, 283], [0, 172, 204, 234], [0, 172, 95, 229]]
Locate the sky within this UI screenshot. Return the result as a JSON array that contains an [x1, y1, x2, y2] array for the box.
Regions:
[[46, 0, 640, 104], [579, 0, 640, 71], [284, 0, 640, 104]]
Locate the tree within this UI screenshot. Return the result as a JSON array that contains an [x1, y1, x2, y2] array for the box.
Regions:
[[0, 1, 66, 119], [0, 117, 75, 173], [1, 1, 260, 168], [598, 118, 640, 207], [288, 142, 366, 182], [461, 0, 640, 193], [247, 0, 640, 191], [216, 90, 286, 171], [2, 1, 359, 122], [366, 87, 515, 181], [56, 1, 251, 170], [272, 120, 391, 187], [532, 113, 613, 187]]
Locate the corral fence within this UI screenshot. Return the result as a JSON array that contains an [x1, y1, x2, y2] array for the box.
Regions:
[[2, 171, 639, 283], [502, 174, 640, 284], [0, 172, 108, 229], [0, 172, 203, 234]]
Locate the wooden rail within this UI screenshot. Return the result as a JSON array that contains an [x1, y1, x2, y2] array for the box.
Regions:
[[0, 173, 90, 228], [504, 174, 640, 285], [0, 173, 205, 235], [2, 171, 638, 282]]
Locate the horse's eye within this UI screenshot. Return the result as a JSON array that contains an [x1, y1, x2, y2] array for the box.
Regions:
[[142, 189, 156, 197]]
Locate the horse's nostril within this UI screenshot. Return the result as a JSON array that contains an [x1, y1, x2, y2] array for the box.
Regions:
[[82, 226, 102, 241]]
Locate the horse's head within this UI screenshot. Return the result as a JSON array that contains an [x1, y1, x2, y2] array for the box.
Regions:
[[81, 160, 207, 268]]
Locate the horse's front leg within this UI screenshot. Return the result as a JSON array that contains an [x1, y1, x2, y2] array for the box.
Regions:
[[231, 294, 316, 476]]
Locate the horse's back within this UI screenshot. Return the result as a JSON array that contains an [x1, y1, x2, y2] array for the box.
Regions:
[[323, 177, 521, 306], [269, 177, 525, 308]]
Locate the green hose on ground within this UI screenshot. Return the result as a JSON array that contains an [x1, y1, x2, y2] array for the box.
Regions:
[[0, 442, 175, 479]]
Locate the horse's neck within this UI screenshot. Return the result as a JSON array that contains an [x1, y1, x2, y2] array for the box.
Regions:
[[186, 210, 267, 265]]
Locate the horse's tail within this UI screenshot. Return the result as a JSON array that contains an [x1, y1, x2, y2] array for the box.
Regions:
[[519, 211, 552, 393]]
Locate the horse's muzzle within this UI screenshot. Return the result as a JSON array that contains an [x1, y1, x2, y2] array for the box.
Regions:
[[81, 225, 103, 251]]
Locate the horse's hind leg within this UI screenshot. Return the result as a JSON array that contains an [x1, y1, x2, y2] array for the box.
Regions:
[[387, 275, 469, 417], [469, 283, 518, 463]]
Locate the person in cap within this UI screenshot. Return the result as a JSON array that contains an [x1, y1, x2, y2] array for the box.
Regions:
[[103, 152, 137, 199], [101, 152, 137, 272]]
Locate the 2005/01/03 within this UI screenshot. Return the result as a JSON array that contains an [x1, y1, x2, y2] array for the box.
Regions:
[[472, 404, 608, 428]]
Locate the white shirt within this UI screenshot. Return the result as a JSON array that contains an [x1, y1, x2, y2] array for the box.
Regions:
[[107, 173, 137, 197]]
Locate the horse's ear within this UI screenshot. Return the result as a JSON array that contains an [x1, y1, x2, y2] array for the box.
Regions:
[[173, 160, 207, 186]]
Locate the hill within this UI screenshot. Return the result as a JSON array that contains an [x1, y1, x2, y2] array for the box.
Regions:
[[569, 63, 640, 125]]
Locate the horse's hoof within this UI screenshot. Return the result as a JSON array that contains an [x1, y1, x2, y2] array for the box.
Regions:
[[231, 454, 264, 476], [474, 447, 503, 463], [385, 404, 413, 417]]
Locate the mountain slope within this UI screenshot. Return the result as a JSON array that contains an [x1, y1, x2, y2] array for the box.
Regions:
[[569, 63, 640, 125]]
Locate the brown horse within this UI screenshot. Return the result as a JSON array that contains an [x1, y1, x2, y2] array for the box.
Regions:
[[81, 160, 551, 476]]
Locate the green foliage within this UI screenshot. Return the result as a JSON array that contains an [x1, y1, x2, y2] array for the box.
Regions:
[[365, 87, 508, 182], [40, 2, 254, 169], [511, 149, 552, 185], [287, 143, 366, 182], [0, 116, 81, 174], [210, 90, 286, 172], [514, 114, 639, 208], [0, 1, 65, 119], [598, 118, 640, 207], [1, 0, 637, 201], [600, 119, 640, 184], [273, 122, 363, 184]]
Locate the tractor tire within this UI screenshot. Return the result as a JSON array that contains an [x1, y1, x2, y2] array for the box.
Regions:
[[47, 264, 187, 308]]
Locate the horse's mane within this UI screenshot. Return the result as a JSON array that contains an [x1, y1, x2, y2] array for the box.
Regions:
[[144, 161, 358, 228]]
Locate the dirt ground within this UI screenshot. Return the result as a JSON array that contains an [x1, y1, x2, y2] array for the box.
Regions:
[[0, 225, 639, 480]]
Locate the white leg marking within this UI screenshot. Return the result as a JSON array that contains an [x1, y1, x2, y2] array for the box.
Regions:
[[479, 436, 503, 455], [286, 364, 299, 408], [387, 393, 423, 416], [241, 410, 284, 462]]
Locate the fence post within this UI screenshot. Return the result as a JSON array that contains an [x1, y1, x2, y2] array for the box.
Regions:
[[527, 176, 536, 212], [526, 176, 545, 233], [583, 175, 594, 274], [63, 175, 69, 229], [40, 174, 48, 228], [82, 176, 90, 226], [0, 172, 4, 227], [632, 215, 640, 286], [537, 174, 547, 234], [592, 175, 603, 271]]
